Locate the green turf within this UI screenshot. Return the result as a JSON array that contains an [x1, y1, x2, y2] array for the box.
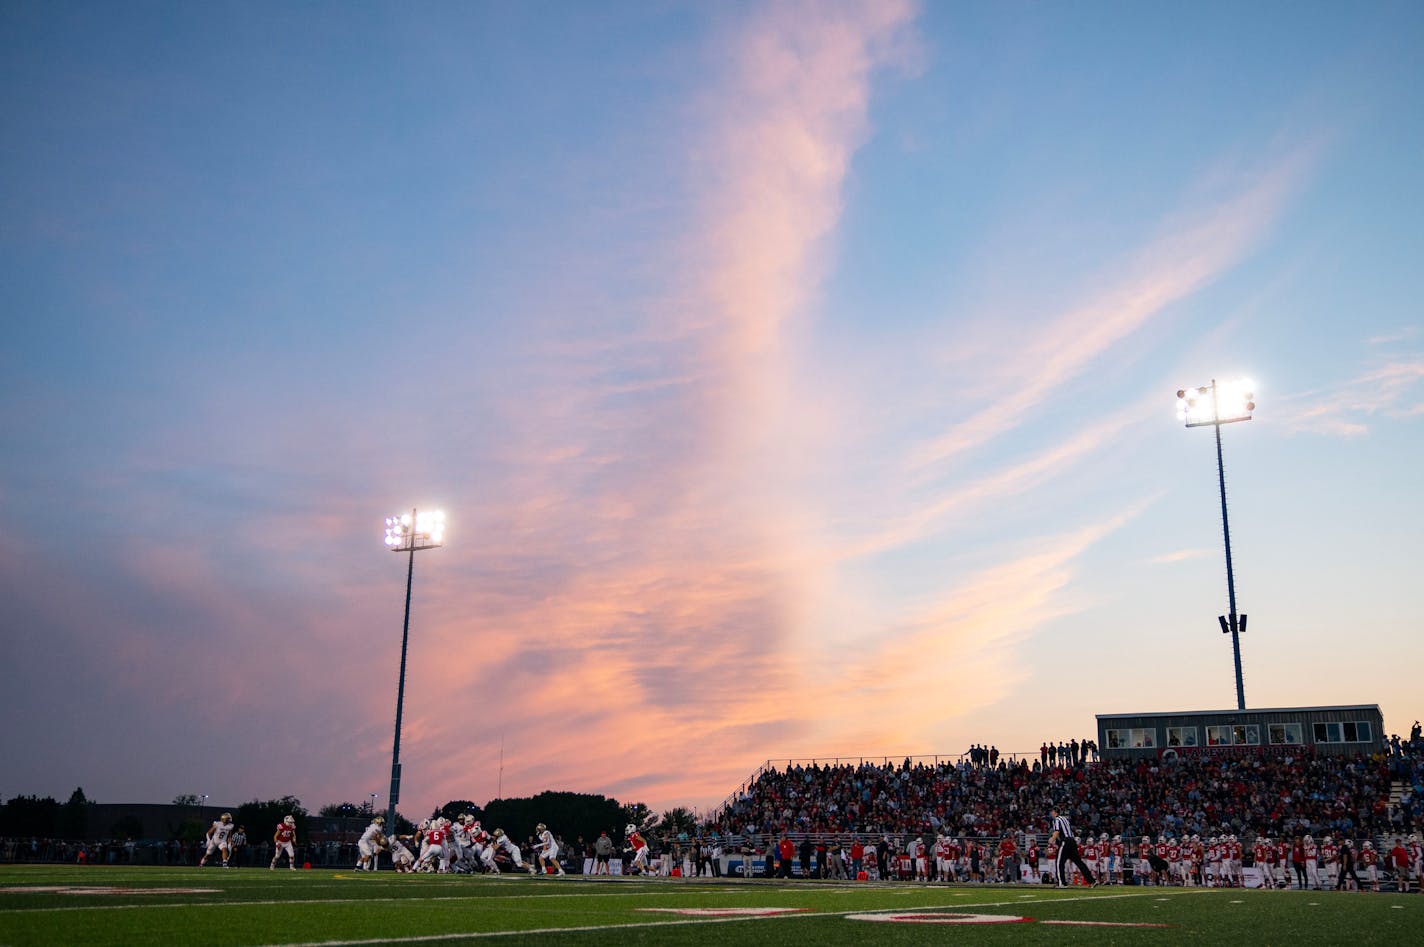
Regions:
[[1, 866, 1420, 945]]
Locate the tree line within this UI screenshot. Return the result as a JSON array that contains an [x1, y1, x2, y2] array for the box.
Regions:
[[1, 787, 700, 844]]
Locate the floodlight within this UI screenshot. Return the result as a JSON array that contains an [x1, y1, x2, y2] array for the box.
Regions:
[[380, 506, 446, 845], [1174, 378, 1258, 711], [1179, 378, 1256, 427]]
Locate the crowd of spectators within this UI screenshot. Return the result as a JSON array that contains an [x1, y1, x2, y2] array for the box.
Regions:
[[712, 727, 1424, 849]]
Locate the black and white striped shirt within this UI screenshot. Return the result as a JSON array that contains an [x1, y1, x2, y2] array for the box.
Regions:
[[1053, 814, 1074, 841]]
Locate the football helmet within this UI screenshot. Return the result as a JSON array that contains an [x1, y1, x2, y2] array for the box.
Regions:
[[1363, 841, 1373, 849], [536, 823, 547, 834], [373, 816, 385, 826], [283, 815, 295, 826], [626, 824, 637, 835], [221, 813, 232, 823], [494, 828, 506, 839]]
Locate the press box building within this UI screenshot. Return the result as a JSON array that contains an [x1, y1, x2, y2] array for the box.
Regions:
[[1096, 704, 1385, 760]]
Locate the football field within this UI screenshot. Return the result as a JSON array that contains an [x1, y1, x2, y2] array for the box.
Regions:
[[1, 866, 1420, 945]]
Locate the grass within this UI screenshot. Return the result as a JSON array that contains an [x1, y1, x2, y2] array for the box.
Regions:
[[1, 865, 1421, 945]]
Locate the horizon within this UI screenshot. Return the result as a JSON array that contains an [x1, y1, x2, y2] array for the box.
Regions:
[[3, 1, 1422, 820]]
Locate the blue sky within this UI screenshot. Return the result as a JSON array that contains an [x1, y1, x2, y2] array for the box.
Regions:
[[2, 0, 1421, 817]]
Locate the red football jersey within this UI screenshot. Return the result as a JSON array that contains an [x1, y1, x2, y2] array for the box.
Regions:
[[274, 824, 295, 843]]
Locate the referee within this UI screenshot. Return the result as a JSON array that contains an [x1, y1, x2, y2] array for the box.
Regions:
[[1049, 807, 1098, 887]]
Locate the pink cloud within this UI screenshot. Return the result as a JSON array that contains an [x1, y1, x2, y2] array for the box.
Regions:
[[1275, 351, 1424, 436]]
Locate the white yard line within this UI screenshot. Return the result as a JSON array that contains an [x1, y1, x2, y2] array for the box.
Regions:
[[248, 888, 1222, 946]]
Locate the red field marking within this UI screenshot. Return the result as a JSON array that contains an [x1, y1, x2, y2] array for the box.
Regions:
[[638, 907, 808, 916], [846, 912, 1033, 924]]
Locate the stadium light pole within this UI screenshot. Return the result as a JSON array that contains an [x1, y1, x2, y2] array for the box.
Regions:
[[382, 508, 446, 833], [1176, 380, 1256, 711]]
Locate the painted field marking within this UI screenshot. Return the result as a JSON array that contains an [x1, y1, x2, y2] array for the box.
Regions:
[[847, 912, 1031, 924], [249, 887, 1222, 946], [639, 907, 807, 916]]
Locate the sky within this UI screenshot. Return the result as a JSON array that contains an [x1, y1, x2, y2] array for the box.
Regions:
[[2, 0, 1422, 820]]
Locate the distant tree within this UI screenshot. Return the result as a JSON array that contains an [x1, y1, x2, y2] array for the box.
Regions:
[[111, 814, 145, 840], [481, 792, 624, 843], [0, 796, 60, 837], [59, 788, 89, 839], [319, 802, 365, 818], [236, 796, 308, 839], [172, 794, 200, 807], [436, 800, 483, 822], [658, 807, 696, 840], [621, 802, 657, 840]]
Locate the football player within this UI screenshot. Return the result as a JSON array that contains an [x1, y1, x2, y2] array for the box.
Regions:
[[626, 824, 653, 877], [270, 815, 298, 871], [1253, 835, 1274, 889], [1360, 840, 1379, 892], [1321, 835, 1340, 887], [492, 828, 527, 871], [356, 816, 386, 871], [390, 834, 415, 872], [532, 823, 565, 876], [199, 813, 235, 868]]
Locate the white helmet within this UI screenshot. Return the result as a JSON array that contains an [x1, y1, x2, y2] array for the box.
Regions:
[[626, 824, 637, 835], [283, 815, 295, 826], [471, 820, 482, 832], [420, 819, 431, 830], [1364, 841, 1373, 849]]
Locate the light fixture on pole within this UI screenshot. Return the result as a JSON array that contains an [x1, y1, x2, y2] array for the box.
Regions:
[[1176, 379, 1256, 711], [382, 508, 445, 835]]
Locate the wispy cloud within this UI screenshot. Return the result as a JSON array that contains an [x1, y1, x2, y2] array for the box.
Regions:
[[1276, 344, 1424, 436], [906, 146, 1321, 475], [370, 0, 927, 809]]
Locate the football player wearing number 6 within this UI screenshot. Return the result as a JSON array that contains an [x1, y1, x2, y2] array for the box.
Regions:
[[271, 815, 298, 870], [199, 813, 235, 868]]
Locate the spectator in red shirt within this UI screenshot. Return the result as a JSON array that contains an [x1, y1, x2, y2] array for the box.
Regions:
[[850, 840, 864, 878], [1390, 839, 1410, 893], [778, 836, 795, 879]]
